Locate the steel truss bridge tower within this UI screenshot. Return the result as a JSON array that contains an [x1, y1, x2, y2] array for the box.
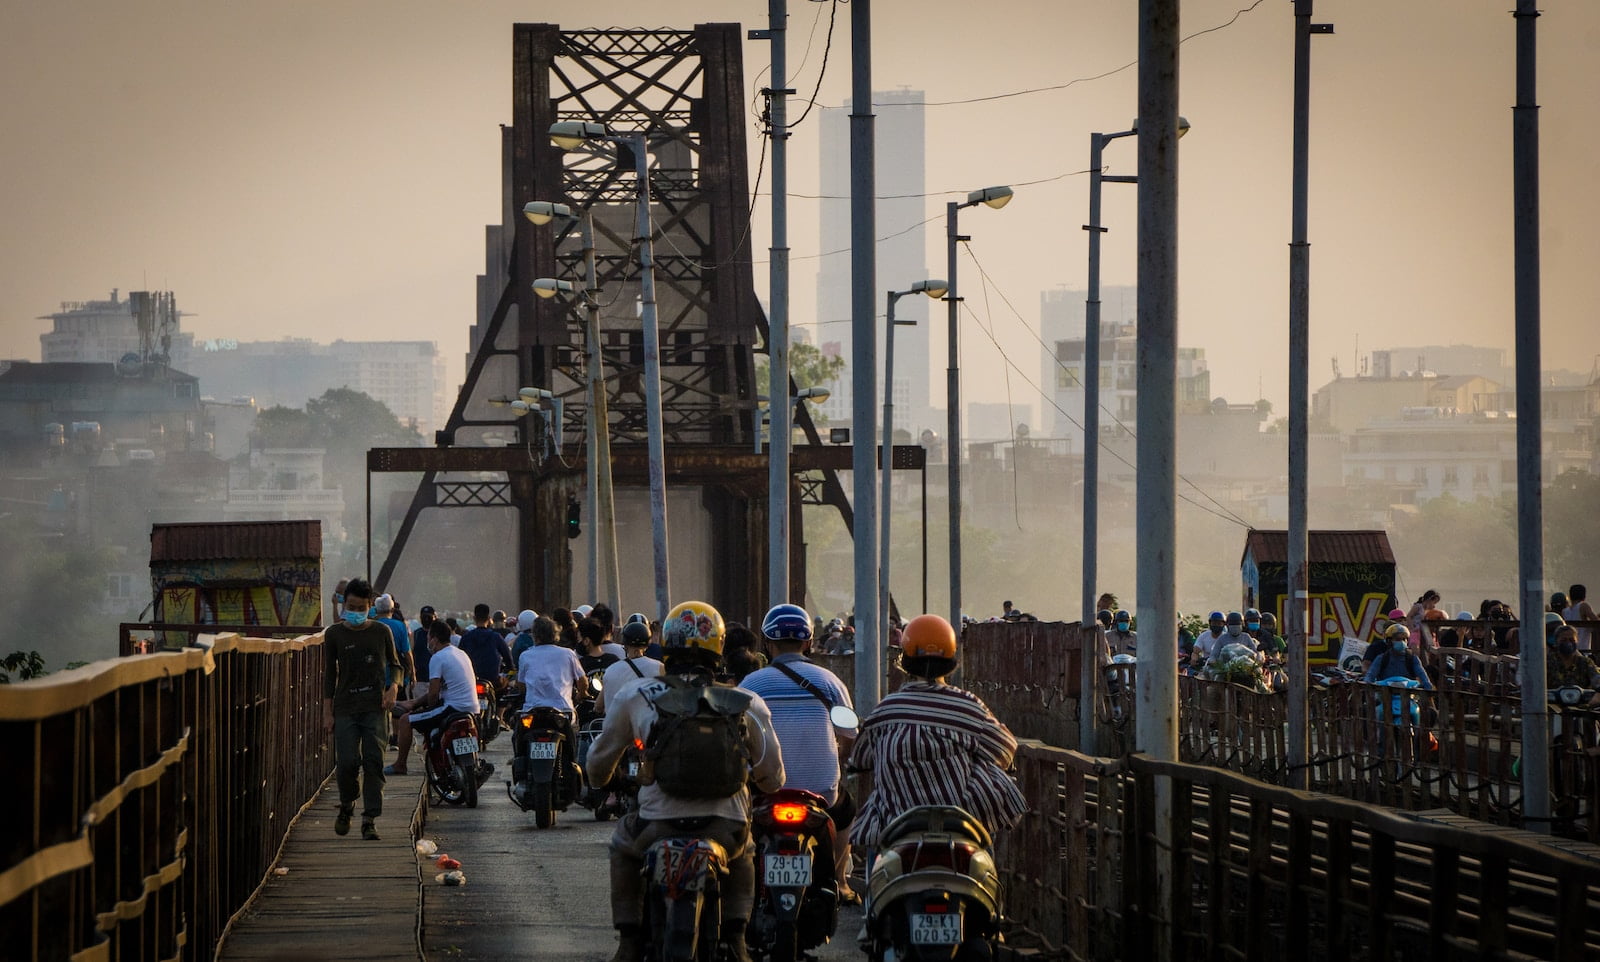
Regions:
[[368, 23, 886, 622]]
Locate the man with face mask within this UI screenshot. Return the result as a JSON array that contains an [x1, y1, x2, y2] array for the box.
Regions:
[[1109, 609, 1137, 656], [322, 577, 402, 840], [1362, 625, 1434, 689], [1547, 626, 1600, 704], [1190, 611, 1228, 668]]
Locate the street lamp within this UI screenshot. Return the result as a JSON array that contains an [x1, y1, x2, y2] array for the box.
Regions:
[[528, 198, 622, 614], [881, 278, 945, 684], [755, 388, 831, 453], [549, 121, 671, 619], [1081, 118, 1188, 628], [946, 187, 1012, 630]]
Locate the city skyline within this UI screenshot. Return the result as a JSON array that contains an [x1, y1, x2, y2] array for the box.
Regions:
[[2, 2, 1596, 435]]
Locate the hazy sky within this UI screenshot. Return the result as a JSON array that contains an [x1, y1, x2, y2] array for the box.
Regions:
[[3, 1, 1597, 425]]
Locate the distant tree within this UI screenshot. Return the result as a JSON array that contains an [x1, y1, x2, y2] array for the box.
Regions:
[[1544, 469, 1600, 586], [756, 343, 848, 426], [0, 650, 46, 683]]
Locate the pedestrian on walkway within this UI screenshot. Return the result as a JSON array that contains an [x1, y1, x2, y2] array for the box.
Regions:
[[321, 577, 401, 840]]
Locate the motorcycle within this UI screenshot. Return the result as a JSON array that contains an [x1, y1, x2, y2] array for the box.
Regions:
[[864, 805, 1004, 962], [642, 818, 732, 962], [421, 708, 492, 809], [747, 789, 841, 962], [475, 678, 502, 746], [506, 706, 583, 828]]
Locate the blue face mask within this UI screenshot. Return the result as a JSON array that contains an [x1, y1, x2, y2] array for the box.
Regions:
[[1247, 621, 1260, 632], [1391, 639, 1407, 653], [342, 609, 369, 627]]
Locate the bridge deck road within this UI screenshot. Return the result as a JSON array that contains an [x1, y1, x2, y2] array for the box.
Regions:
[[417, 750, 866, 961]]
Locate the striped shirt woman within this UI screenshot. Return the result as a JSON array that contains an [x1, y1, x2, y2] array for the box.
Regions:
[[848, 680, 1027, 850]]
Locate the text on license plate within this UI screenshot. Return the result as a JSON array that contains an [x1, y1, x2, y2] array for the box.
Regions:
[[478, 698, 489, 710], [627, 761, 641, 777], [910, 912, 962, 945], [528, 741, 558, 759], [763, 853, 812, 887], [451, 736, 479, 755]]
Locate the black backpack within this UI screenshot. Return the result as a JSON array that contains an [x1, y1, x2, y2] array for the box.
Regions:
[[643, 676, 752, 799]]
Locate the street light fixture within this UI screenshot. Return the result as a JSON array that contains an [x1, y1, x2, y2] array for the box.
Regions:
[[946, 187, 1012, 630], [1081, 118, 1189, 632], [549, 120, 671, 619], [755, 389, 832, 453], [881, 278, 946, 679]]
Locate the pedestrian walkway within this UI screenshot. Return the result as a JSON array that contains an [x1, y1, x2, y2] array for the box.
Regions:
[[216, 772, 426, 961]]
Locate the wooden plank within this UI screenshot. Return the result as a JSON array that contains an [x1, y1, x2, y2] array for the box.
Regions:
[[216, 777, 424, 961]]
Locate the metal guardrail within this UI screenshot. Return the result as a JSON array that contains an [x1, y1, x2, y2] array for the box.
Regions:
[[998, 744, 1600, 961], [0, 632, 330, 962]]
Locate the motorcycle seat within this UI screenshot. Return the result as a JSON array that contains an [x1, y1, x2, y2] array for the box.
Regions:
[[879, 805, 992, 850]]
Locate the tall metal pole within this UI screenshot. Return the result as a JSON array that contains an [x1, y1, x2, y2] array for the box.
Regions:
[[1512, 0, 1549, 832], [764, 0, 793, 610], [582, 214, 622, 613], [880, 290, 905, 665], [630, 133, 671, 618], [1083, 134, 1105, 629], [850, 0, 880, 711], [585, 354, 601, 603], [1135, 0, 1180, 957], [945, 200, 963, 631], [1285, 0, 1317, 792]]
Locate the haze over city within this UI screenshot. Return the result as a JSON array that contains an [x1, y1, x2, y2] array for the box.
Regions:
[[4, 1, 1596, 419]]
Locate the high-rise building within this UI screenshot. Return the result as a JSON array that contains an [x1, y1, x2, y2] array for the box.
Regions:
[[38, 289, 195, 365], [814, 89, 931, 436]]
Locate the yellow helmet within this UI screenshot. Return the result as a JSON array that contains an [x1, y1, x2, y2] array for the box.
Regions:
[[662, 601, 726, 655]]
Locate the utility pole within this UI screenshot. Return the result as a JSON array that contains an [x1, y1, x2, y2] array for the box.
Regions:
[[1512, 0, 1549, 832], [757, 0, 793, 611], [1287, 0, 1333, 793], [1135, 0, 1179, 958], [849, 0, 880, 711]]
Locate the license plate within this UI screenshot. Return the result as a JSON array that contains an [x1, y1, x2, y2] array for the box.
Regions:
[[451, 736, 479, 755], [763, 853, 812, 887], [478, 698, 489, 711], [528, 741, 558, 759], [627, 761, 641, 777], [910, 913, 962, 945]]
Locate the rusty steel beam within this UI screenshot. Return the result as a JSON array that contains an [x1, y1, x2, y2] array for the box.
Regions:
[[369, 444, 925, 477]]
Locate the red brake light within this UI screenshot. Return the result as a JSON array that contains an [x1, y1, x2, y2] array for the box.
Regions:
[[476, 682, 487, 695], [771, 803, 808, 824], [520, 715, 533, 728], [923, 903, 949, 914], [633, 738, 645, 750], [893, 840, 977, 873]]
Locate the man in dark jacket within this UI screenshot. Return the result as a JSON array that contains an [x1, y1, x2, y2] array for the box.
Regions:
[[322, 577, 401, 840]]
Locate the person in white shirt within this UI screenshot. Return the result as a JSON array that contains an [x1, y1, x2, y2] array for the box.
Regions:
[[595, 621, 664, 716], [388, 622, 479, 775], [1564, 584, 1597, 652], [1190, 611, 1228, 667], [518, 616, 590, 716]]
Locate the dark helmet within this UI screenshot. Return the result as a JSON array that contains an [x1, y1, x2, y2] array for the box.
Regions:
[[1096, 609, 1114, 627], [620, 621, 651, 647], [1260, 612, 1278, 630], [762, 603, 813, 642], [1245, 607, 1261, 622]]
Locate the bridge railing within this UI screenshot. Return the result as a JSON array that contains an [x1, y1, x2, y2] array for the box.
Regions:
[[0, 633, 330, 962], [999, 744, 1600, 961]]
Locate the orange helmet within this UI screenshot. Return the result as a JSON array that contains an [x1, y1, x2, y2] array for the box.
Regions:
[[901, 614, 958, 660]]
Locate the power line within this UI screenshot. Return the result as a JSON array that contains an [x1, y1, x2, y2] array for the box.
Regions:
[[771, 168, 1092, 201], [787, 0, 840, 130], [959, 244, 1254, 530], [816, 0, 1269, 110]]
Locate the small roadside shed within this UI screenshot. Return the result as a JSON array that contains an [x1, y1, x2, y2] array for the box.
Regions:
[[150, 520, 324, 628], [1240, 529, 1397, 664]]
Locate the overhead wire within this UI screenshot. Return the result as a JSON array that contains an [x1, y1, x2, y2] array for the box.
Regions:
[[786, 0, 840, 130], [958, 243, 1253, 530]]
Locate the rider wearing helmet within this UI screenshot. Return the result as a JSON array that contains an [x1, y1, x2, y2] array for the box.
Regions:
[[742, 604, 860, 902], [593, 620, 663, 716], [847, 614, 1026, 854], [1191, 611, 1228, 667], [1362, 624, 1434, 689], [1252, 611, 1287, 661], [1108, 608, 1137, 657], [586, 601, 785, 962]]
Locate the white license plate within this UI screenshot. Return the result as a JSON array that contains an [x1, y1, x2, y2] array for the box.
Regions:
[[910, 912, 962, 945], [451, 736, 479, 755], [478, 698, 489, 711], [763, 853, 812, 887], [527, 741, 558, 759], [627, 761, 641, 777]]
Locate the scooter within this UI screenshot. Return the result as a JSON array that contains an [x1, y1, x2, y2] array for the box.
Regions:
[[642, 818, 731, 962], [422, 709, 492, 809], [475, 678, 502, 746], [506, 706, 583, 828], [864, 805, 1004, 962], [747, 789, 841, 962]]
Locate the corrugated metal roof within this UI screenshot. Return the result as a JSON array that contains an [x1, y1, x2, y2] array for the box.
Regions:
[[150, 520, 322, 562], [1241, 529, 1395, 567]]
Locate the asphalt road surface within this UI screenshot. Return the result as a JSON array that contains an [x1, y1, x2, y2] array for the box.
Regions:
[[419, 749, 866, 961]]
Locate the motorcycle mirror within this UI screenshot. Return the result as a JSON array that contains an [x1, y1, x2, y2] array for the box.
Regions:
[[829, 704, 859, 730]]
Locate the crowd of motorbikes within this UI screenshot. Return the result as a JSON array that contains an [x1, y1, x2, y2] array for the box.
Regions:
[[402, 661, 1011, 960]]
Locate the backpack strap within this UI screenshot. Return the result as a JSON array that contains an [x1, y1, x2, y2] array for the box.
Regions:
[[624, 658, 645, 678], [770, 660, 836, 709]]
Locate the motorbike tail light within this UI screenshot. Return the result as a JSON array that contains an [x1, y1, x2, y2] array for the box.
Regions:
[[520, 715, 533, 728], [633, 738, 645, 750], [771, 802, 809, 824], [923, 902, 950, 914], [476, 681, 487, 696], [893, 839, 978, 873]]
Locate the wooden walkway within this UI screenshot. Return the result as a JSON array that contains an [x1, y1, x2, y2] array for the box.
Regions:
[[216, 771, 428, 961]]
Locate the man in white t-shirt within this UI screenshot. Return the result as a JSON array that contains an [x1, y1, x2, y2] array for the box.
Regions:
[[595, 621, 664, 715], [387, 625, 479, 776], [518, 619, 590, 716], [1564, 584, 1597, 652], [1190, 611, 1229, 667]]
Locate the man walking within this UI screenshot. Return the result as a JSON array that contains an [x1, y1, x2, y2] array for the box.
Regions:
[[322, 578, 401, 840]]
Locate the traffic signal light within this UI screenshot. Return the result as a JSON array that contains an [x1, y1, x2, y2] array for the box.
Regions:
[[567, 500, 581, 539]]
